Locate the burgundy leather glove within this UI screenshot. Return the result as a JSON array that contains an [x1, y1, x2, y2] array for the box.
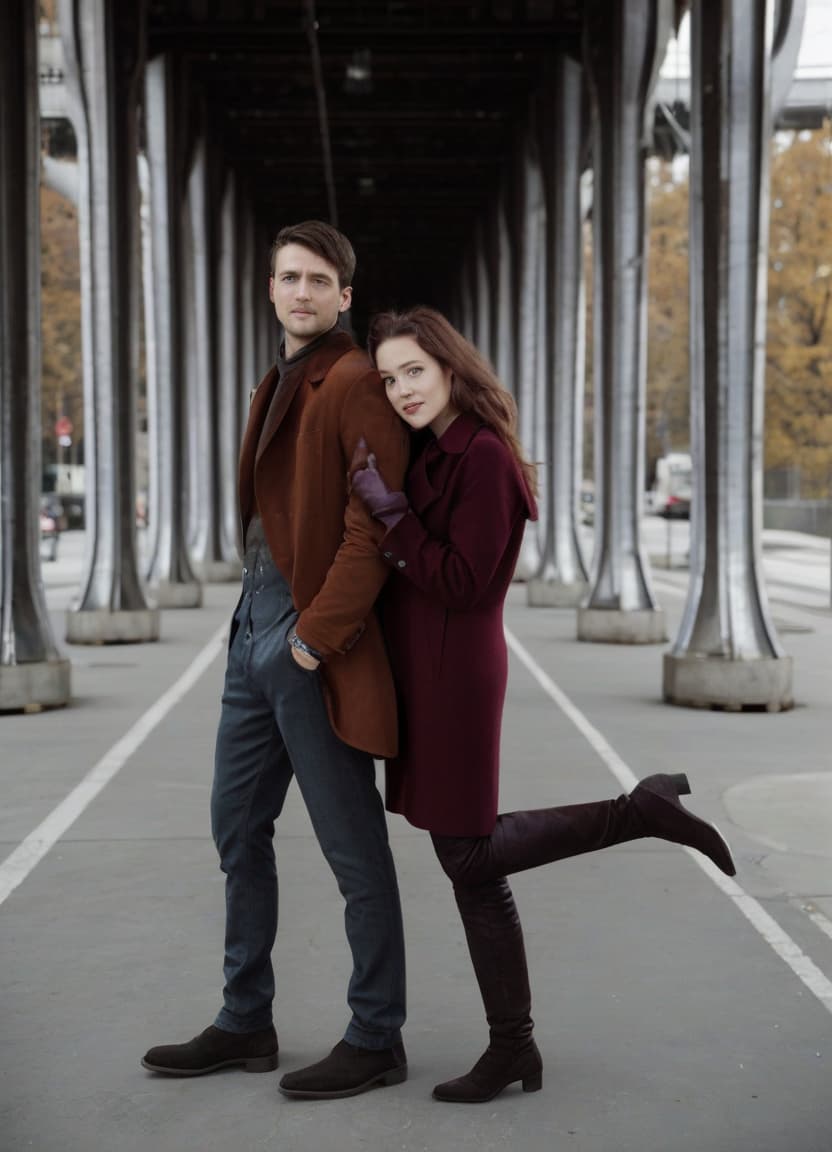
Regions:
[[351, 445, 409, 530]]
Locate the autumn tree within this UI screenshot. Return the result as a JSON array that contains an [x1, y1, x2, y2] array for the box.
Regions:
[[40, 184, 82, 467], [766, 128, 832, 498], [641, 125, 832, 498]]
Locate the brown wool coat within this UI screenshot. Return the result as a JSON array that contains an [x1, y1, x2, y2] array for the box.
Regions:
[[238, 328, 409, 758]]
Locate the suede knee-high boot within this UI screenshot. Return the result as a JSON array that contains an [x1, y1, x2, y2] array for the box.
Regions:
[[435, 773, 735, 891], [431, 874, 542, 1104]]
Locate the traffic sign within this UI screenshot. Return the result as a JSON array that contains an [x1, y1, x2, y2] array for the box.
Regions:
[[55, 416, 73, 437]]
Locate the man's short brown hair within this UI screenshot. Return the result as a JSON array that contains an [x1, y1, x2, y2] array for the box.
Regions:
[[269, 220, 356, 288]]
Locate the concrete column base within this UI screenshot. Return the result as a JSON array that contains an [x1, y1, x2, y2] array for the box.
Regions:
[[663, 652, 794, 713], [65, 608, 161, 645], [195, 559, 241, 583], [527, 579, 588, 607], [577, 606, 667, 644], [152, 581, 203, 609], [0, 660, 71, 712]]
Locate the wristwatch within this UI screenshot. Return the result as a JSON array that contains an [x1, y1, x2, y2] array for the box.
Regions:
[[288, 630, 323, 663]]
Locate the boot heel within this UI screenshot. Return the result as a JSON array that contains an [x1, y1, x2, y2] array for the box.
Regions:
[[522, 1070, 542, 1093], [668, 773, 691, 796], [380, 1065, 408, 1087], [245, 1053, 279, 1073]]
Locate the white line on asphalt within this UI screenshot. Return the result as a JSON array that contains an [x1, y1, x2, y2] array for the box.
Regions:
[[0, 623, 228, 908], [804, 904, 832, 946], [505, 627, 832, 1016]]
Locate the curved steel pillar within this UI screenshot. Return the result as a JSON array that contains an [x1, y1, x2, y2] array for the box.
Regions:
[[238, 202, 257, 438], [61, 0, 159, 644], [578, 1, 666, 644], [0, 0, 70, 710], [512, 131, 545, 580], [473, 220, 491, 360], [459, 250, 475, 345], [528, 53, 589, 608], [771, 0, 807, 121], [143, 54, 201, 608], [663, 0, 793, 711], [484, 194, 514, 391], [217, 170, 243, 564], [253, 222, 273, 378], [184, 134, 239, 583]]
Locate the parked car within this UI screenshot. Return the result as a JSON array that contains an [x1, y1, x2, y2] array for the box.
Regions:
[[652, 453, 692, 520]]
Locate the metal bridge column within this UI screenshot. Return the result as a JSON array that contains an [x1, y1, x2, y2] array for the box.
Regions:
[[577, 0, 669, 644], [61, 0, 160, 644], [0, 0, 71, 710], [663, 0, 793, 711], [184, 129, 239, 582], [473, 219, 491, 359], [459, 249, 476, 345], [511, 129, 545, 581], [484, 193, 514, 394], [143, 53, 202, 608], [528, 51, 589, 607], [238, 200, 257, 440], [217, 169, 243, 564]]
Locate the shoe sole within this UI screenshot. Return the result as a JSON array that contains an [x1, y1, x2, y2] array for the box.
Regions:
[[279, 1064, 407, 1099], [141, 1053, 278, 1077]]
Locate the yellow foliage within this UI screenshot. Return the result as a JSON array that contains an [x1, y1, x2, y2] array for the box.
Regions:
[[644, 127, 832, 498]]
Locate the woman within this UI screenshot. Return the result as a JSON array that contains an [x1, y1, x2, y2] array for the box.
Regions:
[[351, 306, 735, 1105]]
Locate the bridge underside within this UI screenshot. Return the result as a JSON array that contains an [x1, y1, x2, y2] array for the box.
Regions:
[[146, 0, 585, 327]]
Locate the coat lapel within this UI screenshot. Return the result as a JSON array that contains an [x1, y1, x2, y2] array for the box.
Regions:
[[409, 412, 482, 516], [239, 365, 279, 522], [255, 329, 355, 466]]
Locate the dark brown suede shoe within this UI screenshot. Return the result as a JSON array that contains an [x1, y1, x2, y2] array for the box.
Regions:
[[278, 1039, 407, 1099], [141, 1024, 278, 1076]]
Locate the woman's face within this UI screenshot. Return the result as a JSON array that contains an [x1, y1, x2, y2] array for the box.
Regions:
[[375, 335, 458, 437]]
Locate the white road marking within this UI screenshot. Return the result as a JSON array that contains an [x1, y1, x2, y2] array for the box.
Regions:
[[505, 626, 832, 1016], [804, 904, 832, 947], [0, 623, 228, 908]]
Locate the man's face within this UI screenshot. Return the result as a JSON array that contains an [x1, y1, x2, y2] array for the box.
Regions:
[[269, 243, 352, 353]]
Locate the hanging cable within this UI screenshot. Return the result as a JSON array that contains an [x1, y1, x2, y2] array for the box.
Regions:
[[302, 0, 338, 226]]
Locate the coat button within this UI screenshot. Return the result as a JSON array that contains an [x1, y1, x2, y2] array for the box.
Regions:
[[383, 551, 393, 559], [397, 560, 406, 568]]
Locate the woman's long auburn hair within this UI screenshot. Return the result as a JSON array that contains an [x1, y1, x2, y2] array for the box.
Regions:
[[367, 306, 538, 500]]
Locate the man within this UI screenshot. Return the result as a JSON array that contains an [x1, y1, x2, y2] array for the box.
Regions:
[[142, 221, 409, 1099]]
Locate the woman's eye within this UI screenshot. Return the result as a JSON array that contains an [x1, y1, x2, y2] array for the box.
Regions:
[[383, 378, 395, 389], [407, 366, 421, 377]]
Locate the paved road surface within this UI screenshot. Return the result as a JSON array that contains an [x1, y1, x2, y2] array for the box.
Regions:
[[1, 525, 829, 1151]]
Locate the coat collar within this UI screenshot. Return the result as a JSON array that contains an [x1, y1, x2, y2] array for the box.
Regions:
[[431, 410, 482, 455], [239, 328, 358, 524], [288, 327, 355, 387]]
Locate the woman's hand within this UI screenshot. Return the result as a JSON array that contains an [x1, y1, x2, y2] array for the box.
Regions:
[[350, 438, 409, 529]]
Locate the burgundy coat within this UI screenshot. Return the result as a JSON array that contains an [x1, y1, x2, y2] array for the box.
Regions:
[[378, 412, 537, 837]]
